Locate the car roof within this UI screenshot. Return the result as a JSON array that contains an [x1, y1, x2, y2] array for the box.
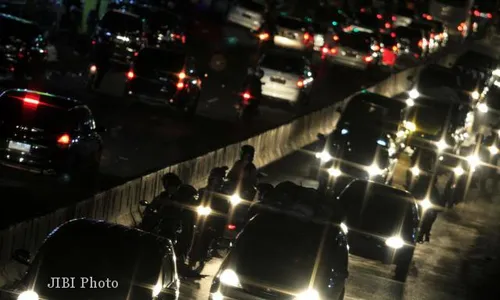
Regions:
[[341, 179, 414, 203], [262, 49, 305, 60], [0, 89, 83, 110]]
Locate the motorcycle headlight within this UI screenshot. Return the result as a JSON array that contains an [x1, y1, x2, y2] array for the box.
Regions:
[[403, 121, 416, 132], [327, 167, 341, 177], [18, 291, 39, 300], [453, 166, 465, 176], [230, 194, 242, 206], [478, 102, 489, 113], [493, 69, 500, 77], [408, 88, 419, 99], [435, 139, 449, 152], [488, 146, 499, 155], [410, 166, 420, 176], [472, 90, 480, 100], [467, 155, 481, 169], [152, 281, 162, 297], [219, 269, 242, 288], [315, 150, 332, 162], [340, 222, 348, 234], [197, 206, 211, 216], [295, 289, 320, 300], [405, 98, 415, 107], [366, 164, 384, 177], [385, 236, 404, 249], [419, 198, 432, 210]]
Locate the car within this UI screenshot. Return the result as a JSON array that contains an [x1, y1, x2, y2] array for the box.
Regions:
[[144, 8, 187, 47], [474, 85, 500, 129], [329, 30, 380, 70], [5, 219, 180, 300], [455, 50, 498, 82], [0, 13, 47, 80], [379, 32, 400, 67], [393, 6, 415, 28], [0, 89, 103, 181], [91, 9, 147, 65], [124, 47, 202, 116], [310, 20, 337, 58], [470, 1, 495, 38], [355, 10, 394, 33], [226, 0, 266, 32], [395, 26, 428, 59], [270, 15, 315, 52], [424, 19, 448, 48], [406, 64, 462, 100], [258, 49, 314, 106], [315, 6, 353, 29], [337, 180, 420, 282], [210, 211, 349, 300], [408, 21, 437, 53]]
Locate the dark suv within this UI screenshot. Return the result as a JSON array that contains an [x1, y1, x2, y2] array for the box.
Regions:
[[0, 89, 103, 180]]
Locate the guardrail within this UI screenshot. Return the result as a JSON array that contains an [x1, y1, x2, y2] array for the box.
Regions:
[[0, 53, 459, 285]]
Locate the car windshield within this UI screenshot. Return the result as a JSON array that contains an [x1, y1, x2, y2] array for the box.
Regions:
[[261, 53, 304, 74], [418, 67, 460, 90], [0, 16, 40, 41], [234, 216, 327, 286], [136, 49, 185, 71], [277, 16, 307, 30], [100, 11, 142, 33], [341, 184, 415, 237], [336, 132, 389, 166], [0, 95, 70, 133], [339, 32, 372, 52], [408, 103, 450, 137], [28, 227, 164, 299], [340, 100, 387, 125], [239, 0, 265, 12]]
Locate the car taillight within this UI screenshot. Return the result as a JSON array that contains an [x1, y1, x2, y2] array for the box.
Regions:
[[90, 65, 97, 73], [57, 133, 71, 145], [333, 35, 339, 41], [377, 14, 382, 19], [430, 33, 435, 39], [23, 96, 39, 106], [385, 22, 391, 29], [303, 32, 311, 43], [127, 70, 135, 79], [178, 72, 186, 79], [297, 77, 304, 87], [360, 8, 366, 13], [418, 39, 427, 47], [474, 10, 480, 17], [487, 13, 493, 19], [321, 46, 329, 54], [391, 32, 396, 38], [364, 56, 373, 63], [330, 47, 338, 55], [258, 32, 270, 40], [91, 40, 96, 45], [227, 224, 236, 230], [371, 44, 380, 51], [392, 16, 397, 21], [392, 45, 398, 51], [243, 92, 251, 99], [176, 82, 185, 89]]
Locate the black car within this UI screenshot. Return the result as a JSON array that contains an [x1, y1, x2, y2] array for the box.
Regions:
[[5, 219, 180, 300], [210, 212, 348, 300], [92, 9, 147, 65], [475, 85, 500, 129], [125, 47, 202, 116], [407, 64, 462, 99], [330, 31, 380, 70], [0, 89, 103, 180], [0, 13, 47, 80], [268, 15, 315, 52], [337, 180, 420, 282], [395, 26, 427, 59], [454, 50, 498, 83]]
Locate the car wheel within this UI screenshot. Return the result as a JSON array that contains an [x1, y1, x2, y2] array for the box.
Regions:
[[394, 257, 412, 282]]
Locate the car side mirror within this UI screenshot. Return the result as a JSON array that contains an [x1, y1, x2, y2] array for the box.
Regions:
[[139, 200, 149, 206], [13, 249, 31, 266]]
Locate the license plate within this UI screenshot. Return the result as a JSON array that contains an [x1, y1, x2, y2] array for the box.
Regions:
[[8, 141, 31, 152], [159, 77, 168, 82], [270, 77, 286, 84]]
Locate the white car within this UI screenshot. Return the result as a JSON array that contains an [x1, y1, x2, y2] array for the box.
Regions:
[[272, 15, 315, 51], [226, 0, 266, 31], [258, 50, 314, 105]]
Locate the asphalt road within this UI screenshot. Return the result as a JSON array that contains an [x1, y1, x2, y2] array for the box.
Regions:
[[175, 142, 500, 300]]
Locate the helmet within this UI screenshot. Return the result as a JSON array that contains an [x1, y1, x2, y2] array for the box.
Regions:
[[240, 145, 255, 161], [175, 184, 199, 204], [161, 173, 182, 190]]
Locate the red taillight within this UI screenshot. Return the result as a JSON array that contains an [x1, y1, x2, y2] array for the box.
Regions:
[[384, 22, 391, 29], [181, 35, 186, 43], [57, 134, 71, 145], [303, 32, 311, 43], [426, 15, 432, 20], [258, 32, 270, 41], [360, 8, 366, 13], [330, 47, 338, 55], [297, 78, 304, 87], [372, 45, 380, 51], [321, 46, 329, 54], [176, 82, 185, 89], [392, 16, 397, 21], [377, 14, 382, 19], [127, 70, 135, 79], [227, 224, 236, 230], [333, 35, 339, 41], [364, 56, 373, 62], [474, 10, 480, 17], [243, 92, 251, 99], [487, 13, 493, 19], [430, 33, 435, 39], [391, 32, 396, 38], [23, 97, 39, 105], [133, 52, 139, 57]]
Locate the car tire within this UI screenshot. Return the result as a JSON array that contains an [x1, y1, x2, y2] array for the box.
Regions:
[[394, 257, 412, 282]]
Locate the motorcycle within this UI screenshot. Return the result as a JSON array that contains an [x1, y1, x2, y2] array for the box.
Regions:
[[236, 89, 260, 121]]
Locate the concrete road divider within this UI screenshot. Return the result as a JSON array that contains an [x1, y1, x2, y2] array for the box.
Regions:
[[0, 54, 458, 285]]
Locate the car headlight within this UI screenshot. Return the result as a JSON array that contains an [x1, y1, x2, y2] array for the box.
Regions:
[[197, 206, 212, 216], [219, 269, 242, 288], [327, 167, 341, 177], [453, 166, 465, 176], [18, 291, 39, 300], [152, 281, 162, 297], [478, 102, 489, 113], [366, 164, 383, 177], [405, 98, 415, 107], [493, 69, 500, 77], [403, 121, 416, 132], [385, 236, 404, 249], [471, 90, 480, 100], [315, 150, 332, 162], [410, 166, 420, 176], [230, 194, 242, 206], [419, 198, 432, 210], [409, 89, 419, 99], [467, 155, 481, 169], [340, 222, 348, 234], [488, 146, 499, 155], [295, 289, 320, 300], [340, 128, 349, 135], [435, 139, 449, 152]]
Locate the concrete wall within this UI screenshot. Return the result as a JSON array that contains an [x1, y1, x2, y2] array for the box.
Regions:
[[0, 54, 458, 285]]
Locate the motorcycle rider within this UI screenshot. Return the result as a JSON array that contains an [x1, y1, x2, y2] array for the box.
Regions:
[[241, 67, 264, 107], [411, 175, 445, 243], [227, 145, 258, 196], [89, 39, 113, 90]]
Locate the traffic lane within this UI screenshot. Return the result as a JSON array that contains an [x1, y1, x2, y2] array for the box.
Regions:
[[174, 144, 500, 299]]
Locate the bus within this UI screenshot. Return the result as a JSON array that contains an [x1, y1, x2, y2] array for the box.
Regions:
[[429, 0, 474, 37]]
